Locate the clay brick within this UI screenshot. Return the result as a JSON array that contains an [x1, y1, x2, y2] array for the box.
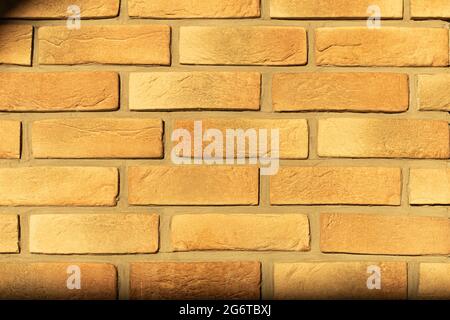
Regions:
[[129, 72, 260, 111], [0, 72, 119, 112], [273, 73, 409, 112], [411, 0, 450, 19], [417, 74, 450, 111], [409, 168, 450, 205], [128, 166, 259, 205], [130, 262, 260, 299], [0, 120, 20, 159], [315, 27, 449, 67], [171, 214, 310, 251], [321, 213, 450, 255], [0, 25, 33, 65], [271, 0, 403, 19], [30, 214, 158, 254], [270, 167, 401, 205], [0, 215, 19, 253], [32, 118, 163, 159], [0, 263, 116, 299], [0, 167, 118, 206], [173, 118, 308, 159], [39, 25, 170, 65], [180, 26, 307, 66], [318, 118, 450, 159], [418, 263, 450, 299], [274, 262, 407, 299], [128, 0, 260, 18]]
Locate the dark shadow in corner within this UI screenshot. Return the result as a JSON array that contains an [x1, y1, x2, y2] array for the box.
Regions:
[[0, 0, 32, 19]]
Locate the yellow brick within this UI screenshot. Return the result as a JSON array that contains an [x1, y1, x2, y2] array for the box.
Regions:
[[270, 167, 401, 205], [318, 118, 450, 159], [0, 263, 116, 299], [0, 25, 33, 66], [173, 118, 308, 159], [315, 27, 449, 67], [417, 74, 450, 111], [273, 73, 409, 112], [0, 121, 20, 159], [0, 167, 118, 206], [30, 214, 158, 254], [418, 263, 450, 299], [171, 214, 310, 251], [321, 213, 450, 255], [0, 215, 18, 253], [128, 166, 259, 205], [130, 262, 260, 299], [271, 0, 403, 18], [39, 25, 170, 65], [274, 262, 407, 299], [129, 0, 260, 18], [409, 168, 450, 205], [411, 0, 450, 19], [180, 26, 307, 66], [129, 72, 261, 111], [32, 118, 163, 159]]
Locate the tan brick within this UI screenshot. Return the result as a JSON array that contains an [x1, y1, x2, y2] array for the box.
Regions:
[[274, 262, 407, 299], [417, 74, 450, 111], [270, 167, 401, 205], [0, 215, 19, 253], [129, 0, 260, 18], [273, 73, 409, 112], [32, 118, 163, 159], [0, 263, 116, 299], [130, 262, 260, 299], [30, 214, 158, 254], [321, 213, 450, 255], [0, 121, 20, 159], [180, 26, 307, 66], [409, 168, 450, 205], [129, 166, 259, 205], [129, 72, 260, 111], [0, 167, 118, 206], [418, 263, 450, 299], [3, 0, 120, 18], [173, 119, 308, 159], [171, 214, 310, 251], [0, 72, 119, 112], [315, 27, 449, 67], [318, 118, 450, 159], [39, 25, 170, 65], [411, 0, 450, 19], [0, 25, 33, 66], [271, 0, 403, 18]]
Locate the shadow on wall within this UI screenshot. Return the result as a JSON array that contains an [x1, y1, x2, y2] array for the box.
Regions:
[[0, 0, 30, 18]]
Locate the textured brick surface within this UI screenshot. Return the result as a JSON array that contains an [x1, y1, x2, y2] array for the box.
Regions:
[[417, 74, 450, 111], [409, 168, 450, 205], [418, 263, 450, 299], [0, 120, 20, 159], [0, 215, 19, 253], [411, 0, 450, 19], [0, 25, 33, 65]]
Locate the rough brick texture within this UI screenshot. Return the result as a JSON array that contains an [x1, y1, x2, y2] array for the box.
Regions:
[[0, 121, 20, 159], [0, 25, 33, 65], [418, 263, 450, 299], [411, 0, 450, 19], [409, 168, 450, 205], [0, 215, 19, 253], [417, 74, 450, 111]]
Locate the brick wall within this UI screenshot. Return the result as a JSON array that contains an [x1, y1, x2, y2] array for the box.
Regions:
[[0, 0, 450, 300]]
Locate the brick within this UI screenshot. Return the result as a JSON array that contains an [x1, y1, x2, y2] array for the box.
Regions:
[[128, 0, 260, 18], [271, 0, 403, 19], [30, 214, 158, 254], [129, 72, 260, 111], [39, 25, 170, 65], [409, 168, 450, 205], [273, 73, 409, 112], [418, 263, 450, 299], [171, 214, 310, 251], [274, 262, 407, 299], [130, 262, 260, 299], [32, 118, 163, 159], [0, 215, 19, 253], [417, 74, 450, 111], [411, 0, 450, 19], [0, 72, 119, 112], [321, 213, 450, 255], [270, 167, 401, 205], [3, 0, 120, 18], [0, 25, 33, 66], [0, 167, 118, 206], [315, 27, 449, 67], [0, 263, 116, 299], [318, 118, 450, 159], [180, 26, 307, 66], [0, 120, 20, 159], [128, 166, 259, 205], [173, 118, 308, 159]]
